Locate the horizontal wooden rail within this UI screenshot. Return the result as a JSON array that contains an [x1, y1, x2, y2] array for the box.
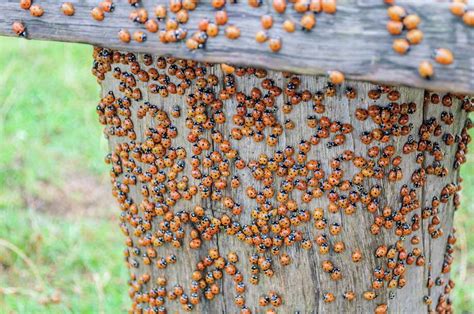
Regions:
[[0, 0, 473, 94]]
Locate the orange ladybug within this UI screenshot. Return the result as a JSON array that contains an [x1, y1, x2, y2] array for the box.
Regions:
[[133, 31, 147, 43], [30, 4, 44, 17], [268, 37, 282, 52], [91, 7, 105, 21], [322, 0, 337, 14], [386, 20, 403, 35], [463, 11, 474, 26], [12, 21, 26, 37], [225, 25, 241, 39], [328, 71, 345, 85], [20, 0, 32, 10], [301, 13, 316, 31], [449, 2, 466, 16], [118, 29, 131, 43], [145, 19, 159, 33], [255, 30, 268, 43], [418, 61, 434, 79], [61, 2, 75, 16], [283, 19, 296, 32], [433, 48, 454, 65], [273, 0, 287, 13], [392, 38, 410, 54]]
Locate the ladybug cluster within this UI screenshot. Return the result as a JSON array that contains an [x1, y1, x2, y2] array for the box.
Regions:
[[384, 1, 465, 80], [91, 46, 473, 313], [449, 0, 474, 26], [12, 0, 474, 82]]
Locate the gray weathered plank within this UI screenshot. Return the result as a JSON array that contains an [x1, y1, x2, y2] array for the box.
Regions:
[[1, 0, 473, 94]]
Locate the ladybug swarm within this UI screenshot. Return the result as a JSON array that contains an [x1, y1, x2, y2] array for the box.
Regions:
[[92, 46, 473, 313]]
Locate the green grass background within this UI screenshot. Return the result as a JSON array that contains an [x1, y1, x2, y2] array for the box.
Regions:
[[0, 37, 473, 313]]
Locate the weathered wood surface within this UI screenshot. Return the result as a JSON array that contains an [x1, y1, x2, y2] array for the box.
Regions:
[[1, 0, 473, 94], [98, 50, 469, 313]]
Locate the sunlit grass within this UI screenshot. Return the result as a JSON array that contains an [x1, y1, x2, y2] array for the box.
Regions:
[[0, 207, 129, 313], [0, 37, 108, 208], [0, 38, 128, 312]]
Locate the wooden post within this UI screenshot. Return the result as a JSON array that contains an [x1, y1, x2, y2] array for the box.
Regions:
[[95, 48, 471, 313]]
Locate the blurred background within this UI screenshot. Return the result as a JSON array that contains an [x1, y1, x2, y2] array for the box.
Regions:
[[0, 36, 472, 313]]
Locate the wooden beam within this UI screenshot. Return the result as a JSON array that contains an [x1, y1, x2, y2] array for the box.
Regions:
[[0, 0, 473, 94], [98, 50, 467, 313]]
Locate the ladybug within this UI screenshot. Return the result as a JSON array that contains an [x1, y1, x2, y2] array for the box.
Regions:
[[261, 14, 273, 29], [301, 13, 316, 31], [133, 31, 147, 43], [333, 241, 345, 253], [433, 48, 454, 65], [423, 296, 432, 305], [118, 29, 131, 43], [12, 21, 26, 37], [392, 38, 410, 55], [225, 25, 240, 39], [269, 37, 282, 52], [234, 295, 245, 306], [91, 7, 105, 21], [211, 0, 226, 9], [259, 295, 270, 306], [20, 0, 31, 10], [463, 10, 474, 26], [386, 20, 403, 35], [283, 19, 296, 32], [273, 0, 286, 13], [418, 61, 434, 79], [403, 14, 420, 30], [269, 292, 282, 307], [205, 23, 218, 37], [61, 2, 75, 16], [363, 291, 377, 301], [330, 268, 342, 281], [329, 222, 342, 235], [145, 19, 159, 33], [387, 5, 406, 21], [372, 279, 384, 290], [249, 0, 263, 7], [406, 29, 423, 45], [322, 0, 337, 14], [319, 243, 330, 254], [169, 0, 182, 12], [154, 5, 167, 19], [323, 292, 335, 303], [99, 1, 114, 12], [375, 304, 388, 314], [30, 4, 44, 17], [328, 71, 344, 85], [301, 238, 313, 250], [375, 245, 388, 258], [450, 2, 466, 16], [215, 10, 228, 25], [321, 260, 334, 272], [176, 9, 189, 23], [351, 249, 362, 262], [343, 291, 356, 301]]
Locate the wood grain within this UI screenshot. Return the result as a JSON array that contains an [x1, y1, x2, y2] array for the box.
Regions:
[[1, 0, 473, 94], [99, 51, 467, 313]]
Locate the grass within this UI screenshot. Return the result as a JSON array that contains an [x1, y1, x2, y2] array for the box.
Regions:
[[0, 37, 108, 207], [0, 36, 473, 313], [0, 37, 128, 313], [452, 149, 474, 313], [0, 208, 129, 313]]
